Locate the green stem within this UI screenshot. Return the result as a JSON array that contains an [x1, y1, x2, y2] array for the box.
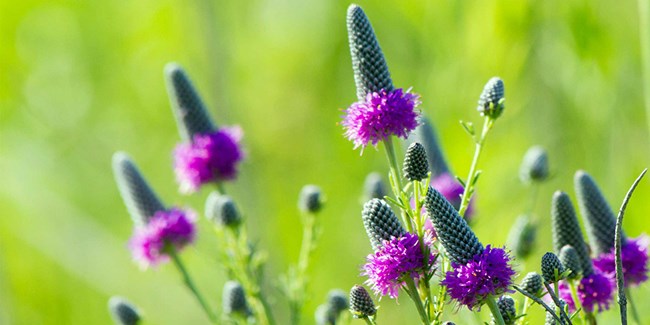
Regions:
[[289, 212, 317, 325], [569, 281, 585, 325], [215, 181, 227, 195], [626, 288, 641, 324], [486, 295, 505, 325], [384, 138, 413, 232], [433, 256, 450, 323], [517, 297, 530, 325], [363, 316, 378, 325], [405, 277, 429, 324], [458, 117, 494, 217], [169, 249, 218, 323]]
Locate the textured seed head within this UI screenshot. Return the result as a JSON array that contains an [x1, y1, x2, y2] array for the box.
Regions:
[[541, 252, 565, 283], [574, 170, 624, 256], [108, 296, 141, 325], [347, 4, 393, 101], [519, 146, 549, 183], [222, 281, 250, 316], [477, 77, 505, 118], [112, 152, 165, 226], [493, 295, 517, 325], [519, 272, 543, 297], [315, 304, 336, 325], [362, 199, 406, 251], [164, 63, 216, 142], [403, 142, 429, 181], [412, 117, 450, 177], [424, 186, 484, 264], [299, 184, 324, 213], [559, 245, 582, 280], [349, 285, 377, 318], [507, 214, 537, 259], [363, 172, 387, 201], [551, 191, 594, 276], [327, 289, 349, 313], [205, 192, 241, 228]]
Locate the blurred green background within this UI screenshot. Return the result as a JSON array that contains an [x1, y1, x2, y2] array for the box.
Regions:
[[1, 0, 649, 323]]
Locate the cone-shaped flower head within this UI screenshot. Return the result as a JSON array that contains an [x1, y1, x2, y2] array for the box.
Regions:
[[363, 172, 386, 201], [315, 304, 336, 325], [112, 152, 165, 226], [559, 245, 582, 280], [574, 170, 622, 256], [129, 208, 197, 267], [361, 199, 406, 251], [424, 187, 482, 264], [519, 272, 543, 297], [222, 281, 251, 316], [299, 184, 324, 213], [349, 285, 377, 318], [346, 4, 393, 100], [173, 126, 244, 193], [519, 146, 549, 183], [493, 295, 517, 325], [327, 289, 349, 314], [477, 77, 505, 119], [343, 6, 420, 150], [558, 271, 613, 313], [541, 252, 565, 283], [205, 192, 241, 228], [362, 232, 434, 298], [593, 235, 649, 287], [551, 191, 593, 276], [108, 296, 141, 325], [403, 142, 429, 181], [164, 63, 216, 141], [430, 173, 474, 220], [507, 214, 537, 259], [412, 117, 450, 177]]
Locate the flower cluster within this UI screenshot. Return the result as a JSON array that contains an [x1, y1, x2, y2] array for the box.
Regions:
[[441, 245, 515, 310], [593, 235, 649, 287], [130, 208, 197, 267], [342, 88, 420, 150], [558, 271, 613, 313], [362, 232, 434, 299], [174, 127, 244, 193]]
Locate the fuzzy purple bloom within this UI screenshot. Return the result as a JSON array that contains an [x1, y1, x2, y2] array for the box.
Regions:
[[441, 245, 515, 310], [362, 232, 434, 299], [430, 173, 474, 220], [593, 235, 649, 287], [130, 208, 197, 267], [342, 88, 420, 150], [174, 127, 244, 193], [558, 271, 613, 313]]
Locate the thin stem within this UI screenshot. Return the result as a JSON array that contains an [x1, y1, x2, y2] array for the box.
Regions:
[[615, 169, 647, 325], [289, 212, 317, 325], [568, 281, 584, 325], [215, 181, 227, 195], [363, 316, 378, 325], [458, 117, 494, 217], [169, 249, 218, 323], [404, 277, 429, 324], [513, 285, 562, 324], [384, 138, 413, 232], [517, 297, 530, 325], [486, 295, 505, 325], [544, 282, 572, 325]]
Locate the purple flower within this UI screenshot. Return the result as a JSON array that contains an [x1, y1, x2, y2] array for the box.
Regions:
[[441, 245, 515, 310], [430, 173, 474, 220], [558, 271, 613, 313], [362, 232, 434, 299], [130, 208, 197, 267], [174, 127, 244, 193], [342, 88, 420, 150], [593, 235, 649, 287]]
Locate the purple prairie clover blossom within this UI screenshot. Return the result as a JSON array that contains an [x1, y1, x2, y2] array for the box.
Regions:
[[130, 208, 197, 267], [441, 245, 515, 310], [342, 88, 421, 151], [593, 235, 649, 287], [174, 126, 244, 193], [362, 232, 435, 299], [558, 271, 614, 313]]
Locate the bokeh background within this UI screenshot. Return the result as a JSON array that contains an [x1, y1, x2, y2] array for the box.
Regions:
[[1, 0, 649, 323]]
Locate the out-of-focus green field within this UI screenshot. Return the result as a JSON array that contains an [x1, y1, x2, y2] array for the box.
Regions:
[[1, 0, 649, 324]]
